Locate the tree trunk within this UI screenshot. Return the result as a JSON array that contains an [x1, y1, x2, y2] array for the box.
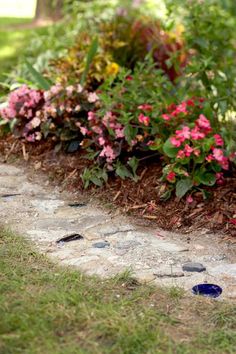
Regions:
[[35, 0, 63, 21]]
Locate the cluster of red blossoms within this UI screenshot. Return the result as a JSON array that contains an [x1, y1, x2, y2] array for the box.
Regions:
[[169, 113, 229, 170]]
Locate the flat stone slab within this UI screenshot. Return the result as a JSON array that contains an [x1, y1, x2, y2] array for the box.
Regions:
[[0, 162, 236, 300], [182, 262, 206, 272]]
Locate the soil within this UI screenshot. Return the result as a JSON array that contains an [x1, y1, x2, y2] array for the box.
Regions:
[[0, 135, 235, 240]]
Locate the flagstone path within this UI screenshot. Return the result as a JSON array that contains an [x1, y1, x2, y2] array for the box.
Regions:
[[0, 162, 235, 300]]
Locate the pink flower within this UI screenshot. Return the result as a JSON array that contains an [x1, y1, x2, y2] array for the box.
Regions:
[[170, 136, 182, 147], [216, 172, 225, 185], [206, 154, 214, 162], [115, 128, 125, 138], [50, 84, 63, 95], [184, 144, 193, 157], [138, 104, 153, 111], [190, 126, 205, 140], [100, 145, 116, 163], [162, 114, 171, 121], [88, 92, 99, 103], [213, 148, 224, 162], [92, 125, 103, 134], [166, 171, 176, 182], [80, 127, 89, 135], [171, 102, 188, 116], [29, 117, 41, 128], [186, 195, 193, 203], [98, 137, 106, 146], [212, 148, 229, 170], [193, 149, 200, 157], [66, 85, 74, 96], [214, 134, 224, 146], [88, 111, 96, 121], [220, 157, 229, 170], [175, 126, 191, 141], [138, 113, 150, 126], [175, 102, 188, 114], [77, 84, 83, 93], [196, 114, 211, 132], [177, 150, 185, 159]]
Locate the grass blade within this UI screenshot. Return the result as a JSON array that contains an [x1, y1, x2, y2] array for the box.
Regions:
[[25, 59, 52, 90], [80, 37, 99, 86]]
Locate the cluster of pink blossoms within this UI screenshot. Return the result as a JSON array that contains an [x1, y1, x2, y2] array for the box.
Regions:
[[81, 110, 126, 164], [137, 104, 153, 126], [169, 114, 229, 170], [0, 85, 43, 121], [0, 83, 100, 143]]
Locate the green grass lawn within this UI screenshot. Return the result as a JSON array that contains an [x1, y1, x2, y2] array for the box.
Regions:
[[0, 17, 48, 83], [0, 228, 236, 354]]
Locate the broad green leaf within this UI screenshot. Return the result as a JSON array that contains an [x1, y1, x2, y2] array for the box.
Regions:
[[199, 172, 216, 186], [116, 164, 132, 179], [128, 156, 139, 174], [25, 59, 52, 90], [176, 178, 193, 198], [163, 138, 179, 158]]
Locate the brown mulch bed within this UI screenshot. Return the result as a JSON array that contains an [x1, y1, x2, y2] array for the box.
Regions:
[[0, 136, 235, 239]]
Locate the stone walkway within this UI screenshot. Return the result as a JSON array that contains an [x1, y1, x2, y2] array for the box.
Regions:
[[0, 162, 236, 300]]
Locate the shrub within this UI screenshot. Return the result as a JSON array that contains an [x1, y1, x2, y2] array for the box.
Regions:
[[0, 83, 99, 150]]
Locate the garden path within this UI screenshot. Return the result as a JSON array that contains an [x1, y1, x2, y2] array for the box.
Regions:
[[0, 161, 235, 300]]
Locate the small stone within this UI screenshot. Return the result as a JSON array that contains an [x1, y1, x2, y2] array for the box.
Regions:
[[92, 241, 110, 249], [182, 262, 206, 272]]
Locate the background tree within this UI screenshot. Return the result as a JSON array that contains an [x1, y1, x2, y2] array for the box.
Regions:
[[35, 0, 64, 21]]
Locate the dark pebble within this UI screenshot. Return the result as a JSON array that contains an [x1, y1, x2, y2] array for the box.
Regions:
[[92, 242, 110, 249], [182, 262, 206, 272]]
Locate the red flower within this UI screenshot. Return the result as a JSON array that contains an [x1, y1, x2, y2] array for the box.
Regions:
[[166, 171, 176, 182]]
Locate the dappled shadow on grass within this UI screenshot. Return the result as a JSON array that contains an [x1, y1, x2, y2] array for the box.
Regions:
[[0, 227, 236, 354], [0, 17, 50, 82]]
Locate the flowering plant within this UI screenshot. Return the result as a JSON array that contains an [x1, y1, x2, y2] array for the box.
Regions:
[[0, 83, 99, 150], [161, 112, 229, 198]]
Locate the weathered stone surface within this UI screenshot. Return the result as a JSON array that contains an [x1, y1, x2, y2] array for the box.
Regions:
[[0, 164, 23, 176], [31, 199, 65, 213], [1, 161, 236, 300], [116, 240, 141, 249], [182, 262, 206, 272], [83, 222, 134, 240], [208, 264, 236, 278]]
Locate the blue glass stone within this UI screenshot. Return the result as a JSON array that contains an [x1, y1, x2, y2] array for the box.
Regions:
[[192, 284, 222, 298]]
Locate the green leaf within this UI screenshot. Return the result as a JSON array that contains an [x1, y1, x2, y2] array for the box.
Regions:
[[128, 156, 139, 174], [91, 176, 103, 187], [80, 37, 99, 86], [198, 172, 216, 186], [115, 163, 132, 179], [163, 138, 179, 158], [202, 137, 215, 152], [176, 178, 193, 198], [124, 125, 138, 144], [25, 59, 52, 90]]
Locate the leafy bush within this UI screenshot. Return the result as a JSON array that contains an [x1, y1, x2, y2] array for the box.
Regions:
[[0, 83, 99, 149], [49, 12, 186, 89], [0, 0, 235, 200]]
